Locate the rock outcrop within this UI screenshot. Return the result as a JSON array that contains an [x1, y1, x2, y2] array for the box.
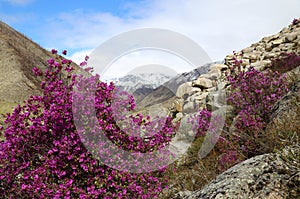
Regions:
[[225, 19, 300, 71], [171, 19, 300, 123], [174, 146, 300, 199], [170, 63, 228, 116]]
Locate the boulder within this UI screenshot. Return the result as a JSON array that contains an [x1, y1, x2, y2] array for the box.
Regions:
[[192, 92, 209, 103], [243, 51, 261, 62], [205, 90, 227, 111], [285, 32, 298, 42], [174, 98, 183, 112], [280, 43, 296, 51], [176, 82, 193, 98], [192, 77, 213, 89], [271, 38, 285, 47], [200, 72, 221, 81], [263, 52, 277, 59], [172, 112, 184, 123], [174, 146, 300, 199], [241, 47, 254, 54], [251, 60, 271, 70], [265, 43, 273, 51], [182, 101, 198, 114], [210, 64, 228, 72], [240, 59, 250, 67], [191, 87, 202, 93]]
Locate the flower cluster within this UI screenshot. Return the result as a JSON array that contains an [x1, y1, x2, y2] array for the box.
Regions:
[[0, 49, 176, 198], [225, 54, 288, 156], [188, 109, 212, 138], [73, 72, 176, 173]]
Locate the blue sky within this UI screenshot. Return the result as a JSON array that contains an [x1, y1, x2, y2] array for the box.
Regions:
[[0, 0, 141, 50], [1, 0, 300, 78]]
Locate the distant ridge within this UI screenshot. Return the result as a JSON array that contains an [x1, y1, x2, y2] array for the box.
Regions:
[[0, 21, 54, 102], [136, 62, 218, 109]]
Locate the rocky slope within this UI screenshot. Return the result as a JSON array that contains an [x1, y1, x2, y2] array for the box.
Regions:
[[0, 21, 52, 103], [168, 18, 300, 123], [225, 21, 300, 70], [169, 19, 300, 199]]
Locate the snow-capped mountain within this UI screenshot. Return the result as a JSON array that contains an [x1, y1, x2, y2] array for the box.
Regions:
[[137, 61, 222, 108], [112, 72, 175, 93], [108, 61, 223, 107]]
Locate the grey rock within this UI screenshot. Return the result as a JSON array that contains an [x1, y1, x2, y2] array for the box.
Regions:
[[192, 92, 209, 103], [174, 146, 300, 199], [241, 47, 254, 54], [280, 43, 296, 51], [205, 90, 227, 112], [176, 82, 193, 98], [286, 32, 298, 42], [176, 112, 184, 120], [243, 51, 261, 61], [182, 101, 198, 114], [265, 43, 273, 51]]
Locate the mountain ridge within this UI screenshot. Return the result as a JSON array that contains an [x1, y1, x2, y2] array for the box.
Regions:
[[0, 21, 53, 102]]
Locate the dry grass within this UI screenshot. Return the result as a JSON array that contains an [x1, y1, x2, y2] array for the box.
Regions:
[[0, 100, 18, 141], [265, 96, 300, 152], [0, 100, 17, 116], [160, 136, 223, 198]]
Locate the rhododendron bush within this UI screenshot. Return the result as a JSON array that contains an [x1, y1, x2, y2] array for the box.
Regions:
[[0, 50, 176, 198], [225, 54, 289, 156]]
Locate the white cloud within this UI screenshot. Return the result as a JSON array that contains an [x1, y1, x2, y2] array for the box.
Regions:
[[39, 0, 300, 78], [97, 50, 197, 80], [68, 49, 93, 65], [0, 12, 35, 24], [2, 0, 33, 6]]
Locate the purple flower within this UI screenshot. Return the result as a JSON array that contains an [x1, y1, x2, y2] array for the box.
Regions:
[[292, 18, 299, 26], [47, 58, 55, 65], [62, 59, 68, 64], [79, 61, 87, 67], [51, 49, 58, 54]]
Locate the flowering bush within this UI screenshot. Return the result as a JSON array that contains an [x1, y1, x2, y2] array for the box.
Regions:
[[225, 55, 289, 156], [0, 50, 176, 198]]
